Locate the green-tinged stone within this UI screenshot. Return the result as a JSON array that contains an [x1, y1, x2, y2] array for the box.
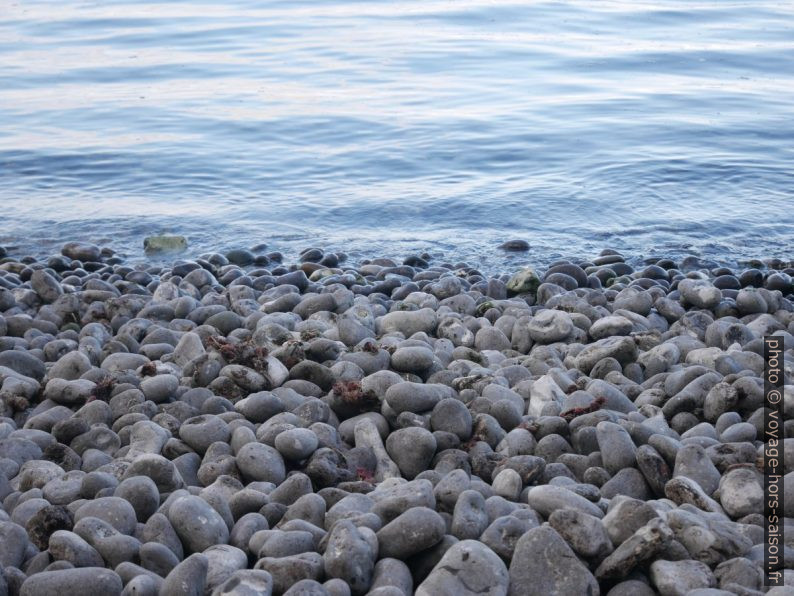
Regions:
[[143, 235, 188, 253], [607, 275, 631, 288], [309, 268, 337, 282], [506, 267, 540, 295], [476, 301, 495, 316]]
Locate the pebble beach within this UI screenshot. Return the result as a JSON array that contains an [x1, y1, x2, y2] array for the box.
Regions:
[[0, 240, 791, 595]]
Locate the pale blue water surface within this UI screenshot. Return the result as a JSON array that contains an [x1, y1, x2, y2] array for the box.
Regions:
[[0, 0, 792, 268]]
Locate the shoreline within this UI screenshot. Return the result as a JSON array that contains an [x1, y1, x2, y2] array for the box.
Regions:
[[0, 240, 792, 594]]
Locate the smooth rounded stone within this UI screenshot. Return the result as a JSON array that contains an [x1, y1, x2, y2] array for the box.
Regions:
[[499, 240, 530, 251], [370, 558, 413, 595], [0, 436, 43, 467], [338, 315, 376, 348], [673, 444, 721, 496], [391, 346, 435, 373], [719, 422, 756, 443], [479, 515, 534, 562], [590, 315, 633, 339], [0, 350, 46, 381], [139, 374, 179, 404], [120, 574, 160, 596], [204, 544, 249, 593], [702, 382, 738, 423], [430, 398, 472, 440], [42, 378, 96, 406], [433, 469, 472, 512], [282, 579, 328, 595], [384, 382, 444, 414], [236, 442, 286, 484], [20, 568, 121, 596], [31, 269, 64, 303], [450, 489, 488, 540], [255, 552, 324, 594], [173, 332, 207, 368], [474, 327, 511, 351], [718, 466, 763, 518], [526, 485, 604, 519], [595, 517, 674, 580], [599, 467, 651, 500], [74, 521, 141, 569], [575, 336, 638, 373], [139, 541, 180, 577], [211, 570, 274, 596], [338, 413, 388, 445], [26, 503, 74, 550], [49, 529, 104, 567], [602, 497, 659, 547], [235, 391, 285, 423], [61, 241, 102, 261], [369, 479, 436, 522], [596, 421, 637, 475], [377, 308, 437, 336], [205, 312, 244, 336], [123, 454, 184, 494], [509, 525, 598, 596], [229, 510, 269, 548], [437, 317, 476, 347], [0, 520, 30, 567], [161, 553, 208, 596], [385, 427, 437, 479], [650, 559, 716, 595], [376, 507, 446, 559], [324, 520, 376, 595], [226, 248, 255, 266], [74, 497, 137, 535], [548, 508, 613, 560], [546, 263, 588, 287], [19, 459, 65, 490], [605, 580, 656, 596], [168, 495, 230, 554], [275, 428, 319, 461], [50, 351, 93, 380], [637, 442, 672, 496], [266, 473, 312, 507], [664, 476, 723, 513], [416, 539, 508, 596], [114, 476, 159, 522], [526, 309, 574, 343], [735, 287, 769, 314], [142, 512, 184, 560], [101, 352, 151, 372], [678, 279, 722, 310], [506, 268, 540, 295], [290, 362, 335, 395], [713, 557, 764, 592], [492, 469, 522, 502], [126, 420, 171, 458], [259, 530, 315, 558]]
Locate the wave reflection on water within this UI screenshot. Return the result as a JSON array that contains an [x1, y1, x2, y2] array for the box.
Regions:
[[0, 0, 792, 269]]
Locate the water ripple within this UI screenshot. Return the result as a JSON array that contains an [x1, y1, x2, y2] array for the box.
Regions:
[[0, 0, 792, 267]]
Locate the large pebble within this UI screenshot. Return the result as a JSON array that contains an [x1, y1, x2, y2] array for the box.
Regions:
[[376, 507, 446, 559], [21, 568, 122, 596], [417, 540, 509, 596], [509, 525, 599, 595], [168, 495, 230, 554]]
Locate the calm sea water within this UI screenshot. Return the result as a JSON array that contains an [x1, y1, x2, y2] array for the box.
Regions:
[[1, 0, 792, 269]]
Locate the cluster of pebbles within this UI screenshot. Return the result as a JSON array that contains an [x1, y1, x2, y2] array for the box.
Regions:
[[0, 240, 792, 596]]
